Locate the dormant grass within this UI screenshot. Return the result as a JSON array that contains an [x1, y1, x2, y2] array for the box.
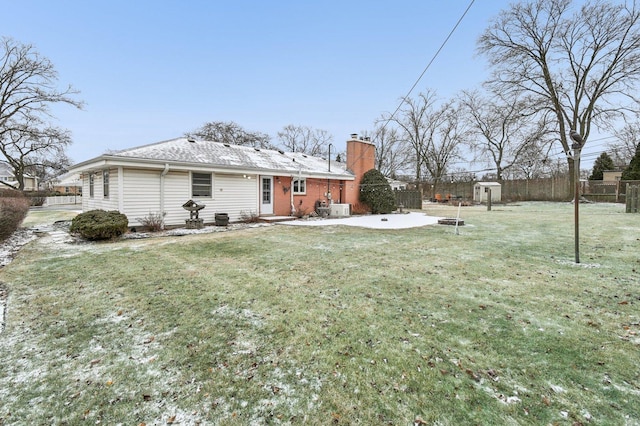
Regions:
[[0, 202, 638, 425]]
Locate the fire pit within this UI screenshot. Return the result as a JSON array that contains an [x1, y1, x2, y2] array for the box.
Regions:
[[182, 199, 206, 229]]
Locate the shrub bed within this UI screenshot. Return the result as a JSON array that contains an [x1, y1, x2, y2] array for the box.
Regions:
[[0, 190, 30, 241], [69, 210, 129, 241]]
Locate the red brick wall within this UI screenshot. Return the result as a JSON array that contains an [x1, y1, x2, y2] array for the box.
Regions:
[[272, 176, 348, 216], [343, 138, 375, 205], [271, 138, 375, 216]]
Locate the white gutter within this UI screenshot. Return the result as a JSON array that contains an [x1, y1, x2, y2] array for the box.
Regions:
[[68, 155, 355, 180], [160, 163, 170, 216]]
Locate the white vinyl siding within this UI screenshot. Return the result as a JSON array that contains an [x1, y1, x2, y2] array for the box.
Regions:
[[162, 171, 190, 226], [83, 167, 260, 227], [211, 174, 258, 222], [83, 169, 119, 212], [121, 169, 162, 226]]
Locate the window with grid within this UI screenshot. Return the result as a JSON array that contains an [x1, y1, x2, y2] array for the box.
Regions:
[[293, 178, 306, 194], [103, 170, 110, 198], [192, 172, 212, 197]]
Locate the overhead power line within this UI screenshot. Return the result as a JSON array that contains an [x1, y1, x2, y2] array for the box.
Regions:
[[382, 0, 476, 130]]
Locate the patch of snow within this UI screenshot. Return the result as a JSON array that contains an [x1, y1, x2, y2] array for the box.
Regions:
[[0, 228, 37, 268], [279, 212, 443, 229]]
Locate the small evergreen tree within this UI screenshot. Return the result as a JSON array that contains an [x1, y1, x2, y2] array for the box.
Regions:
[[588, 152, 615, 180], [359, 169, 396, 214], [622, 142, 640, 180]]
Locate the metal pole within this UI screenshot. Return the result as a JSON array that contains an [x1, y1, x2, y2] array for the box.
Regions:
[[574, 147, 581, 264], [327, 143, 333, 202]]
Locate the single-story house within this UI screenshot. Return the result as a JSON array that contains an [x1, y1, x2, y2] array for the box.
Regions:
[[602, 170, 623, 182], [66, 136, 375, 227], [0, 160, 38, 191], [387, 178, 407, 190], [51, 172, 82, 194]]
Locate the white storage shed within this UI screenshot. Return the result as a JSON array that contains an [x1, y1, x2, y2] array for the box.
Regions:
[[474, 182, 502, 203]]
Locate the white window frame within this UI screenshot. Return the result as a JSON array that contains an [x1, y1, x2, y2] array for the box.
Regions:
[[192, 172, 213, 198], [103, 170, 110, 198], [293, 178, 306, 195], [89, 173, 95, 197]]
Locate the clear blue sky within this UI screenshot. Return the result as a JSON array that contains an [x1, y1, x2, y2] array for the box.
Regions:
[[4, 1, 546, 165]]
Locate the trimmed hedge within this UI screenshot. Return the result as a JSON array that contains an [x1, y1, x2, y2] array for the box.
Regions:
[[70, 210, 129, 241], [0, 190, 30, 242]]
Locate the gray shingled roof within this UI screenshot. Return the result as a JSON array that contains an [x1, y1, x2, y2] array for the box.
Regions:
[[77, 138, 353, 179]]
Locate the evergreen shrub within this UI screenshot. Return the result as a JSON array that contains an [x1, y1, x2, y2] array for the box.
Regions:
[[359, 169, 397, 214], [622, 142, 640, 180], [70, 210, 129, 241]]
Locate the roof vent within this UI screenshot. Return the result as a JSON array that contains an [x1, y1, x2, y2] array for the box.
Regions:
[[254, 148, 261, 152], [223, 143, 231, 148], [278, 150, 284, 154], [187, 137, 196, 143], [350, 133, 358, 139], [302, 154, 307, 158]]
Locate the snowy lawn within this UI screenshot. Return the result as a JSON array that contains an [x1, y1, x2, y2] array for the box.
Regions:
[[0, 202, 638, 425]]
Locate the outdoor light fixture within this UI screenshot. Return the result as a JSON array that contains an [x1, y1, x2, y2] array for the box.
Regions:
[[569, 130, 584, 264]]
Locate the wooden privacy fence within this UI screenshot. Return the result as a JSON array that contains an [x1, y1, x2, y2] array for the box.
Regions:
[[627, 185, 639, 213], [429, 176, 571, 202], [394, 189, 422, 209]]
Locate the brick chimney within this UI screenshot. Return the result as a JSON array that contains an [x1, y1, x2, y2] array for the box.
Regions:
[[343, 134, 375, 205]]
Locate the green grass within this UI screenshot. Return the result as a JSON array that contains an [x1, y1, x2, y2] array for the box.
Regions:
[[1, 202, 639, 425]]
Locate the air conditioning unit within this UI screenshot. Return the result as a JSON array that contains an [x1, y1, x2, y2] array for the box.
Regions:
[[330, 203, 350, 217]]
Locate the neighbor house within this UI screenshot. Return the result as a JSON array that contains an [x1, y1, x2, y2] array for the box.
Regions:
[[0, 160, 38, 191], [50, 172, 82, 195], [602, 170, 623, 182], [66, 135, 375, 227]]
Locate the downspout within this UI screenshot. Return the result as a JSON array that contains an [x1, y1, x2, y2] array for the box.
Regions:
[[291, 166, 303, 215], [290, 175, 295, 215], [160, 163, 170, 216]]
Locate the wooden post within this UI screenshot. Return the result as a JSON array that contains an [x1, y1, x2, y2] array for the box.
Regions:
[[487, 188, 492, 211], [627, 185, 639, 213]]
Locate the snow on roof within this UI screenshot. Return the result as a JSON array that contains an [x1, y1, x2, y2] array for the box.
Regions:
[[0, 161, 13, 177], [72, 138, 354, 179]]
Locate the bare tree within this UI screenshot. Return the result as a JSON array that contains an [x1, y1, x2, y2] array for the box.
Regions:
[[383, 90, 440, 184], [478, 0, 640, 190], [186, 121, 273, 149], [610, 121, 640, 168], [421, 100, 468, 197], [508, 142, 556, 179], [276, 124, 332, 156], [368, 123, 408, 179], [0, 37, 82, 190], [0, 120, 72, 190], [460, 90, 552, 181]]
